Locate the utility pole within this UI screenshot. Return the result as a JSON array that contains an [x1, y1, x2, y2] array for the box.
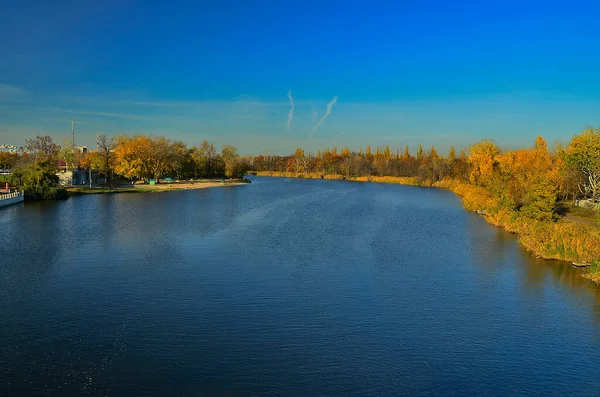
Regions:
[[93, 132, 98, 188], [70, 121, 75, 175]]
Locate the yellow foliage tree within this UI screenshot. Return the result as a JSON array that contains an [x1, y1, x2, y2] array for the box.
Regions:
[[496, 136, 557, 220], [468, 139, 500, 186]]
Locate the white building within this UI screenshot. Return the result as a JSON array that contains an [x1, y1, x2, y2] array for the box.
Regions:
[[0, 144, 18, 153], [57, 169, 99, 186]]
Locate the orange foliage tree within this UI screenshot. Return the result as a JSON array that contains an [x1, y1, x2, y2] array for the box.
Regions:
[[495, 136, 558, 220]]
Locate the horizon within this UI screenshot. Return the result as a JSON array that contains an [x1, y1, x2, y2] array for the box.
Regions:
[[2, 0, 600, 155]]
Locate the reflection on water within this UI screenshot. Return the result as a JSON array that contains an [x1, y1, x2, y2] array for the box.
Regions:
[[2, 177, 600, 396]]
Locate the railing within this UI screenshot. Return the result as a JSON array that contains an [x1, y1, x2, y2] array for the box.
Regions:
[[0, 190, 24, 201]]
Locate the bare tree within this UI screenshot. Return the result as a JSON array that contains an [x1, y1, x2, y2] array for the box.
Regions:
[[25, 136, 59, 163], [59, 139, 75, 171], [96, 134, 114, 182]]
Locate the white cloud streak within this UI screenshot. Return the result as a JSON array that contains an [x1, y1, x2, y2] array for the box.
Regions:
[[310, 96, 338, 137], [287, 90, 294, 131]]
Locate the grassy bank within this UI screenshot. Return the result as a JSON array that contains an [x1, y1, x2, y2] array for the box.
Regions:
[[256, 171, 422, 185], [434, 179, 600, 275], [255, 171, 346, 180], [256, 171, 600, 283]]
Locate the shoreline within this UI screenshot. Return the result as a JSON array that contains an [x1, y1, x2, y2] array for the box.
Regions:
[[256, 171, 600, 285], [67, 179, 250, 196]]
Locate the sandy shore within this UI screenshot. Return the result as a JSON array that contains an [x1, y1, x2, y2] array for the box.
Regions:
[[67, 179, 250, 196]]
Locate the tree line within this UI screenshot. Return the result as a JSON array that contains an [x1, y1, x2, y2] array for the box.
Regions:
[[84, 135, 251, 182], [3, 127, 599, 214], [3, 134, 251, 199], [253, 127, 600, 222], [254, 144, 469, 182]]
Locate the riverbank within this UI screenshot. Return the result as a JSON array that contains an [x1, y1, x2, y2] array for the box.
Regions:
[[67, 178, 250, 196], [256, 171, 600, 284]]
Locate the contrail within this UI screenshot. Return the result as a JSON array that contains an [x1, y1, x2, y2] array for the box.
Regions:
[[287, 90, 294, 131], [310, 96, 338, 137]]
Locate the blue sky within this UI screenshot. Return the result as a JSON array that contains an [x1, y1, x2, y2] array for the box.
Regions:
[[1, 0, 600, 155]]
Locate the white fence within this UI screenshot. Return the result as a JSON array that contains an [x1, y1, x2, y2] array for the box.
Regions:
[[0, 190, 24, 201]]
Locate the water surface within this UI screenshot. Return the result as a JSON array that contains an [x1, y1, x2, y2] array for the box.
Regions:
[[2, 177, 600, 396]]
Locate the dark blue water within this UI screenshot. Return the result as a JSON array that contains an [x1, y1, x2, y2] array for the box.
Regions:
[[2, 176, 600, 396]]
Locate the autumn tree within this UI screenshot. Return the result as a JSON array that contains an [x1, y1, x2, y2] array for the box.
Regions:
[[150, 137, 176, 182], [416, 145, 424, 161], [468, 139, 500, 186], [25, 136, 59, 164], [422, 145, 446, 182], [555, 142, 582, 202], [448, 146, 456, 162], [373, 147, 390, 175], [221, 144, 248, 178], [241, 155, 255, 171], [0, 152, 20, 170], [453, 151, 470, 180], [294, 148, 305, 173], [562, 126, 600, 203], [445, 146, 457, 176], [496, 136, 558, 220], [113, 135, 152, 182], [80, 151, 104, 173]]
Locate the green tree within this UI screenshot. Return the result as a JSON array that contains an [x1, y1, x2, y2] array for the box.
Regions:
[[59, 139, 75, 171], [563, 127, 600, 203], [9, 160, 67, 200], [0, 152, 20, 170], [172, 141, 194, 179]]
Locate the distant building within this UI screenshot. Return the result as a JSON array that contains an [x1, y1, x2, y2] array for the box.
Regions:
[[0, 144, 18, 153], [74, 146, 88, 154], [57, 169, 99, 187], [0, 145, 28, 154]]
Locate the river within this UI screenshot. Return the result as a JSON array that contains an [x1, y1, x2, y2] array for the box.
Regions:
[[2, 176, 600, 396]]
